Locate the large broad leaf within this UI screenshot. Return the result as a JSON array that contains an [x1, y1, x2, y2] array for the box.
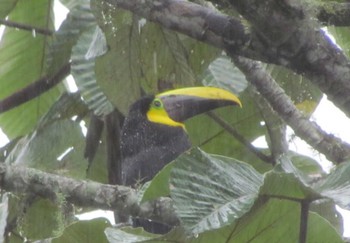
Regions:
[[314, 161, 350, 210], [170, 148, 263, 234], [0, 0, 61, 138]]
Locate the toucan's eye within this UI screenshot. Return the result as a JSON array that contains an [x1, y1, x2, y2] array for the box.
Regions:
[[153, 99, 163, 108]]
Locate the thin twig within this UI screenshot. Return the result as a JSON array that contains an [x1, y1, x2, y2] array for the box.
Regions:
[[0, 19, 53, 36], [207, 111, 274, 164]]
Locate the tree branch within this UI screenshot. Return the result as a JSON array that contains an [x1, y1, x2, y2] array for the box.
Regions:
[[248, 87, 288, 161], [101, 0, 250, 55], [0, 63, 70, 114], [232, 56, 350, 163], [0, 163, 179, 226], [102, 0, 350, 119], [0, 19, 53, 36]]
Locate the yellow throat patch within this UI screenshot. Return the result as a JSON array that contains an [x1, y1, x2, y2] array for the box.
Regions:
[[146, 98, 185, 128]]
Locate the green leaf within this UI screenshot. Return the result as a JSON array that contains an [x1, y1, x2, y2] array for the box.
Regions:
[[5, 93, 88, 178], [46, 0, 95, 75], [277, 151, 325, 186], [21, 199, 66, 240], [260, 171, 320, 200], [52, 218, 110, 243], [0, 0, 18, 18], [202, 55, 248, 94], [210, 199, 343, 243], [314, 161, 350, 210], [71, 25, 114, 116], [310, 199, 343, 235], [170, 148, 263, 234], [0, 0, 60, 138], [140, 161, 175, 203]]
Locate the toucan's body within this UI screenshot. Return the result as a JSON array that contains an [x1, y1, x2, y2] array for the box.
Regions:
[[120, 87, 241, 187]]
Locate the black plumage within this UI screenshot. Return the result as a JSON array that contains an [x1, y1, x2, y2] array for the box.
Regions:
[[121, 96, 190, 186]]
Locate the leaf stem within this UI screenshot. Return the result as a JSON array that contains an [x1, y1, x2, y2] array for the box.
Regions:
[[299, 200, 310, 243]]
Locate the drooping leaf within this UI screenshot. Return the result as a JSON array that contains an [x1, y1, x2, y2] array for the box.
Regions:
[[46, 0, 95, 75], [314, 161, 350, 210], [71, 24, 114, 116], [170, 148, 263, 234]]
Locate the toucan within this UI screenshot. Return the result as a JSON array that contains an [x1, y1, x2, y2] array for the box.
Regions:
[[120, 86, 242, 187], [120, 86, 241, 233]]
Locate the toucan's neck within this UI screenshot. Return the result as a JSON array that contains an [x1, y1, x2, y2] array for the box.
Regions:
[[120, 115, 190, 185]]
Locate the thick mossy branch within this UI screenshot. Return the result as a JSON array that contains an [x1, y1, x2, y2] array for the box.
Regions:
[[0, 164, 179, 226]]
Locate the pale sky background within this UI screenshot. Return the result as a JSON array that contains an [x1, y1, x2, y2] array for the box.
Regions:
[[0, 0, 349, 237]]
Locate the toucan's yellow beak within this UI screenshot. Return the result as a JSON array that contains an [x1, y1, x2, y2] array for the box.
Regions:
[[147, 86, 242, 127], [157, 87, 242, 107]]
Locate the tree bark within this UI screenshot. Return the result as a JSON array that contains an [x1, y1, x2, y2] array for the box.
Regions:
[[0, 163, 179, 226]]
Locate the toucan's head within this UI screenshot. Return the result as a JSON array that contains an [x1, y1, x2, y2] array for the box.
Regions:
[[145, 86, 242, 128]]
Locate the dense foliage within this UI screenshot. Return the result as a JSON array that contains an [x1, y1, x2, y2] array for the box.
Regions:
[[0, 0, 350, 242]]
